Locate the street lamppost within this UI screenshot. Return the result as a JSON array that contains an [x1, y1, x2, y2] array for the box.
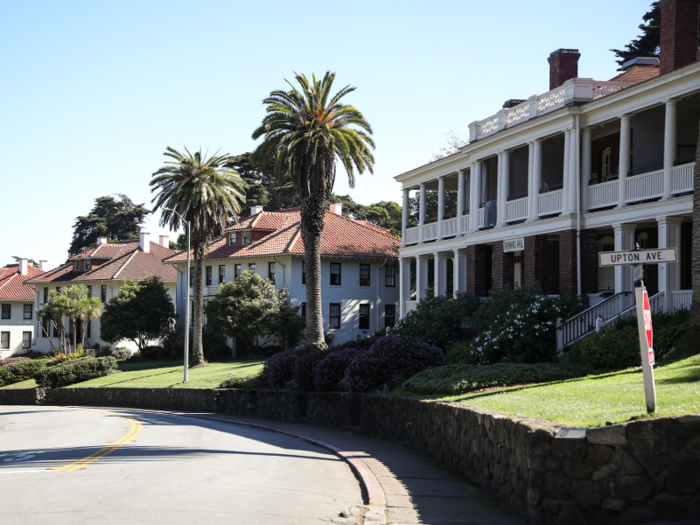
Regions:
[[164, 208, 190, 383]]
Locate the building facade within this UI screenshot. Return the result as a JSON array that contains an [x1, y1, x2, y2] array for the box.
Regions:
[[0, 259, 45, 358], [25, 233, 177, 353], [165, 205, 401, 348], [395, 0, 698, 342]]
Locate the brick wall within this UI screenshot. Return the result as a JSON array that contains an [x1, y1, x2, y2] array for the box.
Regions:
[[559, 230, 577, 295], [524, 235, 547, 290], [548, 49, 580, 90], [681, 221, 693, 289], [467, 244, 488, 296], [660, 0, 700, 75], [581, 231, 598, 296], [493, 242, 515, 290], [546, 239, 560, 295]]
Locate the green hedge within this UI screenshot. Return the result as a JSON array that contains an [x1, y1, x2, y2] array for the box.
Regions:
[[0, 360, 46, 387], [402, 362, 595, 396], [218, 375, 262, 389], [34, 357, 117, 388]]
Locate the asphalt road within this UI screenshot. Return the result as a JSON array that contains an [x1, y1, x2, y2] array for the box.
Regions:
[[0, 406, 364, 525]]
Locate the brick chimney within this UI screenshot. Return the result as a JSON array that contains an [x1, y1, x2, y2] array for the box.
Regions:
[[330, 203, 343, 215], [159, 235, 169, 247], [548, 49, 580, 90], [39, 260, 47, 271], [503, 99, 526, 109], [18, 258, 28, 275], [139, 231, 150, 253], [660, 0, 700, 75]]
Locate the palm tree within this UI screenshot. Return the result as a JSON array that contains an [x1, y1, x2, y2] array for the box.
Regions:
[[150, 147, 247, 366], [252, 72, 375, 347], [79, 295, 103, 349]]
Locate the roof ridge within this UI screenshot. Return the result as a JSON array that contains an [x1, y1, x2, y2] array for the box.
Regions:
[[327, 210, 397, 239], [112, 249, 139, 280], [250, 213, 262, 228]]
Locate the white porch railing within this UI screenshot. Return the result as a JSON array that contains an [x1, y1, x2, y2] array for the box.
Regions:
[[587, 180, 619, 209], [538, 190, 563, 216], [556, 292, 634, 351], [405, 226, 419, 244], [477, 208, 485, 228], [672, 162, 694, 193], [460, 214, 470, 233], [672, 290, 693, 310], [601, 291, 665, 330], [423, 222, 439, 241], [506, 197, 528, 222], [626, 169, 664, 203], [442, 217, 459, 237]]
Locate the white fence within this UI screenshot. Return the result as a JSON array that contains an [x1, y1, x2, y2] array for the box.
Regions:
[[405, 226, 419, 244], [626, 169, 664, 203], [587, 180, 619, 209], [442, 217, 459, 237], [538, 190, 563, 216], [672, 290, 693, 310], [672, 162, 694, 193], [423, 222, 439, 242], [506, 197, 528, 222]]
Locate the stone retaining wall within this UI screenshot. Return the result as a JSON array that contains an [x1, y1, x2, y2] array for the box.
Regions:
[[2, 387, 699, 524]]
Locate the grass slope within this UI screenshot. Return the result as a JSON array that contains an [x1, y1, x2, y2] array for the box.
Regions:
[[441, 354, 700, 427]]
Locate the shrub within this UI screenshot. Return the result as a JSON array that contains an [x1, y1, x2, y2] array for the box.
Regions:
[[218, 375, 262, 389], [332, 334, 381, 353], [314, 348, 365, 392], [156, 323, 231, 361], [446, 341, 482, 365], [0, 357, 30, 367], [44, 350, 85, 367], [345, 336, 444, 393], [392, 292, 482, 349], [13, 349, 44, 359], [34, 356, 117, 388], [402, 362, 595, 396], [261, 344, 318, 389], [0, 360, 46, 387], [292, 348, 328, 391], [653, 308, 690, 360], [112, 348, 131, 360]]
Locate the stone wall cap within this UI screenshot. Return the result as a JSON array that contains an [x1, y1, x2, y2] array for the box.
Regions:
[[587, 424, 628, 446]]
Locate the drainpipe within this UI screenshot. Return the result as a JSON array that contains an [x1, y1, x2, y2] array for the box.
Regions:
[[574, 114, 582, 297], [272, 257, 286, 287], [376, 259, 388, 332]]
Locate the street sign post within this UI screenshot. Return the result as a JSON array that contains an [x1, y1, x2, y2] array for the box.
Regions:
[[635, 286, 657, 412]]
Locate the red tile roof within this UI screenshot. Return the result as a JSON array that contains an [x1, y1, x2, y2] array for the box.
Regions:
[[26, 241, 177, 285], [165, 209, 401, 263], [0, 264, 44, 301], [610, 65, 660, 84]]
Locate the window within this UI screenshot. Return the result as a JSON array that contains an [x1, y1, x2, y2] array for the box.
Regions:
[[23, 304, 32, 320], [22, 332, 31, 349], [301, 302, 306, 317], [85, 260, 91, 271], [329, 303, 341, 329], [43, 287, 48, 303], [359, 304, 370, 330], [206, 266, 212, 286], [385, 266, 396, 287], [330, 263, 341, 286], [87, 319, 91, 339], [249, 263, 256, 273], [41, 318, 49, 338], [101, 285, 107, 303], [229, 232, 237, 245], [0, 332, 8, 349], [302, 261, 306, 285], [243, 231, 250, 244], [190, 271, 194, 287], [219, 265, 226, 284], [385, 305, 396, 328], [87, 285, 92, 298], [74, 260, 81, 271], [359, 264, 370, 286], [268, 262, 276, 284], [1, 304, 9, 319], [235, 264, 242, 279], [602, 147, 612, 180]]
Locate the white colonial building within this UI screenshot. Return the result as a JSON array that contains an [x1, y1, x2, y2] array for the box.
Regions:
[[165, 205, 401, 349], [395, 0, 698, 349], [0, 259, 45, 358], [26, 233, 177, 353]]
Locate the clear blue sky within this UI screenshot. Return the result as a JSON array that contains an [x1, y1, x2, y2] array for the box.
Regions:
[[1, 0, 649, 270]]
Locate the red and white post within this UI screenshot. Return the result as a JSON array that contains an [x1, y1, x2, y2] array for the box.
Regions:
[[634, 285, 657, 413]]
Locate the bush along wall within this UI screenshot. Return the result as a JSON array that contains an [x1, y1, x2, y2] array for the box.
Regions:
[[34, 357, 117, 388]]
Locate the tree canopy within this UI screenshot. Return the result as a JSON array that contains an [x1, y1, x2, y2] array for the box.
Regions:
[[100, 276, 176, 351], [69, 194, 150, 256], [328, 194, 401, 237], [610, 2, 660, 70], [228, 152, 296, 217]]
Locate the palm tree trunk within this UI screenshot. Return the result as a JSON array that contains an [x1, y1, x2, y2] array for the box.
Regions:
[[300, 194, 327, 349], [689, 123, 700, 331], [191, 244, 206, 365]]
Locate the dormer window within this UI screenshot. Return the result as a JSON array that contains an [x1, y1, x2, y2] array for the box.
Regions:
[[229, 232, 237, 245], [243, 231, 250, 245], [85, 260, 91, 271], [74, 261, 82, 271]]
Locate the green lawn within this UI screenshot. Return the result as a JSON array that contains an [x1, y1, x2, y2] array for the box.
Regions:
[[439, 354, 700, 427], [0, 357, 266, 390]]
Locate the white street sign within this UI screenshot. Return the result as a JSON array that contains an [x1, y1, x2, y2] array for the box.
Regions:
[[599, 248, 677, 267], [503, 237, 524, 253], [633, 264, 644, 282]]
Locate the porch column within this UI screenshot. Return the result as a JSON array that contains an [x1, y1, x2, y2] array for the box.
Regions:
[[567, 123, 578, 215], [456, 168, 466, 235], [527, 142, 536, 221], [416, 254, 430, 301], [498, 150, 510, 227], [437, 176, 445, 240], [581, 127, 592, 212], [657, 216, 682, 312], [617, 115, 632, 207], [399, 257, 412, 318], [663, 99, 678, 200], [401, 188, 410, 245], [434, 252, 448, 297], [561, 129, 571, 215], [470, 161, 482, 231], [453, 248, 467, 297], [419, 183, 426, 243], [613, 222, 636, 295], [532, 140, 543, 219]]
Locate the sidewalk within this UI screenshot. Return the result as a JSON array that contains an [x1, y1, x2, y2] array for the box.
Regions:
[[190, 412, 525, 525]]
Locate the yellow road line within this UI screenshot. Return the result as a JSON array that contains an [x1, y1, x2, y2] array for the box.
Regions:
[[53, 415, 142, 473]]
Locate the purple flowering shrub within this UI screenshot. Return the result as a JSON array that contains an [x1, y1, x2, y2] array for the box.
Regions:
[[292, 348, 328, 391], [261, 344, 318, 389], [313, 348, 365, 392], [345, 336, 445, 393], [0, 357, 30, 367]]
